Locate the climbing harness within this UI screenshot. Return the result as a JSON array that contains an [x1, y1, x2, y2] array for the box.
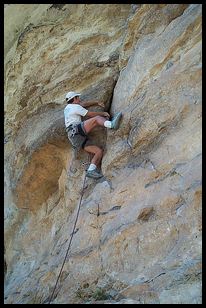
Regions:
[[48, 159, 88, 304]]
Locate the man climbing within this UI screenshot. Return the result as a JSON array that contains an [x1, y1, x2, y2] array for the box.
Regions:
[[64, 91, 122, 179]]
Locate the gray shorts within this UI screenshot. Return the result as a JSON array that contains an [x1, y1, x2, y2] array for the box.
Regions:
[[66, 122, 91, 150]]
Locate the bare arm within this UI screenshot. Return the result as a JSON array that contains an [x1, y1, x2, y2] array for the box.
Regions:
[[80, 100, 104, 108], [86, 111, 110, 119]]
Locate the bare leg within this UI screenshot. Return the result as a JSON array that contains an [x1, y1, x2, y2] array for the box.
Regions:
[[84, 145, 103, 169], [83, 116, 108, 134]]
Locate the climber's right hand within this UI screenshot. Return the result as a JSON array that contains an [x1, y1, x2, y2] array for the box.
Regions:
[[102, 112, 110, 118]]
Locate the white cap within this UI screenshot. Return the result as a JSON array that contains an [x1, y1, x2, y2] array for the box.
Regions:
[[65, 91, 81, 101]]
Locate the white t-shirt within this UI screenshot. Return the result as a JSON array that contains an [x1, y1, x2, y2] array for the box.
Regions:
[[64, 104, 88, 127]]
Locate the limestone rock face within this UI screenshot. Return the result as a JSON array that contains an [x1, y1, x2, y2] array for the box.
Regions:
[[4, 4, 202, 304]]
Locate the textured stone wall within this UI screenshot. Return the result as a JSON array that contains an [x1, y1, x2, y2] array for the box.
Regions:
[[4, 4, 202, 304]]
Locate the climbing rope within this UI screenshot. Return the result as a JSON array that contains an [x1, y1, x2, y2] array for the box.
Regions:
[[48, 169, 87, 304]]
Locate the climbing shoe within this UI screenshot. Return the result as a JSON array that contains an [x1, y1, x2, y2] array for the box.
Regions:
[[86, 169, 103, 179], [111, 112, 122, 130]]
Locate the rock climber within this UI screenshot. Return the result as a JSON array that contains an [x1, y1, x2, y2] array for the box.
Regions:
[[64, 91, 122, 179]]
